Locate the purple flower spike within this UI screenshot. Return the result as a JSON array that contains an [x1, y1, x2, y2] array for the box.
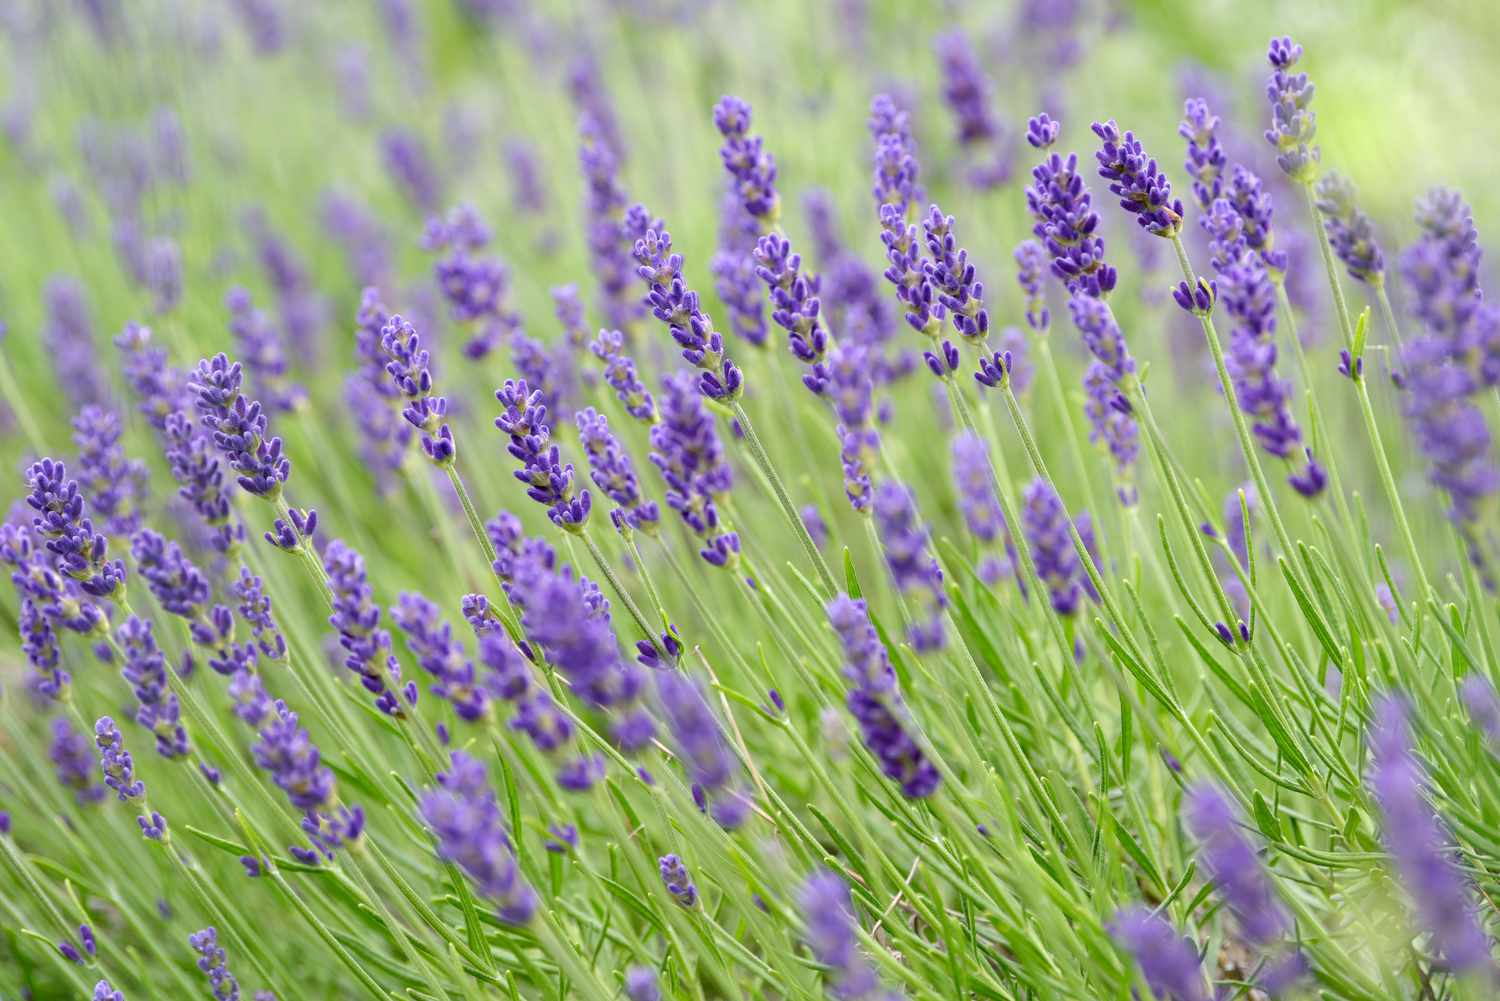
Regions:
[[1015, 239, 1050, 333], [393, 593, 493, 722], [578, 114, 644, 333], [625, 967, 660, 1001], [421, 751, 537, 925], [800, 869, 899, 1001], [52, 716, 105, 803], [95, 716, 145, 801], [188, 354, 291, 498], [1026, 113, 1060, 150], [711, 187, 768, 349], [827, 595, 940, 798], [94, 981, 124, 1001], [591, 329, 657, 424], [1315, 172, 1385, 285], [872, 481, 946, 652], [161, 410, 245, 556], [1022, 478, 1094, 616], [633, 215, 744, 402], [754, 233, 831, 394], [1263, 37, 1319, 180], [1183, 782, 1288, 946], [26, 458, 127, 598], [650, 373, 738, 566], [72, 406, 148, 539], [495, 380, 591, 531], [1108, 907, 1208, 1001], [654, 671, 752, 829], [130, 529, 211, 618], [922, 205, 989, 341], [713, 96, 779, 224], [380, 315, 455, 467], [659, 853, 698, 907], [120, 616, 188, 759], [576, 407, 658, 534], [1092, 120, 1184, 237], [1367, 694, 1491, 972], [190, 927, 240, 1001], [828, 342, 880, 511], [1026, 124, 1117, 298], [1178, 98, 1226, 214], [870, 94, 922, 217], [227, 286, 305, 413]]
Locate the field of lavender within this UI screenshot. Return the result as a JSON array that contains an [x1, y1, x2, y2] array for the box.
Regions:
[[5, 1, 1500, 999]]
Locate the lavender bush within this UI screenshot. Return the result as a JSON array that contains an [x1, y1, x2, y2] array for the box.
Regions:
[[1, 4, 1499, 1000]]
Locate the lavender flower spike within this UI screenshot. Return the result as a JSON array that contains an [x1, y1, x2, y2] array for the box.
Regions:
[[120, 616, 189, 759], [420, 751, 537, 924], [1263, 37, 1320, 181], [591, 329, 657, 424], [1108, 907, 1209, 1001], [654, 670, 752, 828], [380, 314, 455, 466], [872, 481, 946, 652], [495, 380, 591, 530], [753, 232, 831, 394], [1183, 782, 1288, 945], [1092, 120, 1183, 237], [93, 981, 124, 1001], [659, 853, 698, 907], [1022, 477, 1092, 616], [1367, 694, 1491, 972], [576, 407, 659, 534], [188, 354, 291, 498], [95, 716, 145, 800], [392, 593, 491, 722], [1315, 172, 1385, 285], [800, 869, 900, 1001], [26, 458, 127, 598], [189, 927, 240, 1001], [922, 205, 989, 342], [1026, 116, 1117, 297], [713, 96, 779, 225], [1178, 98, 1226, 214], [827, 595, 940, 798]]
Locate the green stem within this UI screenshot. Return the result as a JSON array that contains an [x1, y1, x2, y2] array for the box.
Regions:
[[729, 400, 838, 596], [579, 526, 655, 645]]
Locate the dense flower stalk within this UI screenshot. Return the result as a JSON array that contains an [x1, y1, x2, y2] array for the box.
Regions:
[[578, 113, 643, 332], [1314, 172, 1385, 285], [654, 671, 751, 828], [1066, 296, 1139, 498], [827, 595, 939, 797], [227, 287, 304, 413], [754, 232, 831, 394], [115, 323, 190, 431], [324, 539, 409, 716], [421, 751, 536, 924], [71, 406, 147, 538], [189, 927, 240, 1001], [392, 593, 495, 722], [869, 94, 921, 218], [951, 431, 1015, 583], [1183, 782, 1288, 945], [45, 275, 110, 409], [379, 315, 455, 466], [161, 410, 245, 556], [712, 187, 768, 348], [935, 30, 1010, 188], [1022, 477, 1096, 616], [591, 329, 657, 424], [424, 204, 520, 360], [119, 616, 189, 759], [1108, 908, 1208, 1001], [1262, 37, 1319, 180], [576, 407, 659, 533], [1092, 119, 1183, 237], [633, 215, 744, 402], [26, 458, 126, 598], [380, 127, 440, 212], [713, 96, 778, 224], [872, 481, 945, 652], [922, 205, 990, 342], [1178, 98, 1226, 214], [828, 342, 879, 511], [800, 869, 900, 1001], [658, 853, 698, 907], [188, 354, 291, 498], [1367, 695, 1490, 971], [1025, 115, 1117, 297], [52, 716, 105, 804], [650, 372, 739, 566], [494, 380, 591, 530]]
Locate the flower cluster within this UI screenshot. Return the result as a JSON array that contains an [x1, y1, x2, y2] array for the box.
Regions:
[[227, 286, 304, 412], [71, 406, 147, 539], [754, 233, 831, 394], [379, 314, 455, 466], [576, 407, 659, 533], [591, 328, 657, 424], [26, 458, 126, 598], [495, 379, 591, 530], [160, 411, 245, 555], [713, 95, 778, 224], [1263, 36, 1319, 180], [1025, 116, 1117, 297], [119, 616, 189, 759], [633, 217, 744, 402], [420, 752, 537, 925], [189, 354, 291, 498], [1314, 172, 1385, 285], [325, 539, 410, 716], [650, 372, 739, 567], [424, 204, 521, 360], [800, 869, 900, 1001], [1021, 478, 1098, 616], [872, 481, 946, 652]]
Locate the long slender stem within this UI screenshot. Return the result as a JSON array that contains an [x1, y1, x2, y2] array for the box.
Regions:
[[445, 463, 497, 566], [580, 526, 655, 644], [1300, 182, 1356, 347], [729, 400, 838, 596]]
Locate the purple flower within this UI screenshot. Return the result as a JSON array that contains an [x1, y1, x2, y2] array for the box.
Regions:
[[1014, 239, 1050, 334], [922, 206, 990, 342], [325, 540, 407, 716], [252, 699, 333, 813], [828, 342, 880, 512], [321, 190, 391, 286], [227, 287, 304, 413], [799, 869, 899, 1001], [1026, 118, 1117, 297], [1183, 782, 1288, 945], [26, 458, 126, 598], [1263, 37, 1319, 180], [234, 566, 285, 663], [1314, 172, 1384, 285], [72, 405, 148, 538], [951, 431, 1008, 548], [713, 188, 769, 349], [189, 927, 239, 1001], [1461, 674, 1500, 751], [1108, 907, 1208, 1001], [870, 93, 923, 217], [802, 505, 828, 549], [713, 96, 778, 223], [1178, 98, 1226, 214], [380, 127, 441, 213], [1092, 120, 1183, 237], [578, 114, 643, 332], [591, 329, 657, 424], [935, 30, 998, 144], [494, 380, 591, 530], [1022, 477, 1092, 616], [872, 482, 946, 652], [130, 529, 210, 618], [20, 597, 67, 699], [659, 853, 698, 907], [45, 275, 110, 409], [1367, 694, 1491, 971], [420, 751, 537, 924], [52, 717, 105, 804], [1067, 295, 1139, 495], [576, 408, 659, 534], [633, 216, 744, 402], [380, 314, 455, 466], [161, 410, 245, 556], [93, 981, 124, 1001], [827, 595, 940, 798], [624, 967, 659, 1001], [425, 204, 520, 360], [654, 671, 751, 828], [650, 372, 739, 567], [188, 354, 291, 498], [393, 592, 497, 722], [115, 323, 190, 431], [120, 616, 189, 759], [95, 715, 145, 801], [754, 233, 831, 394]]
